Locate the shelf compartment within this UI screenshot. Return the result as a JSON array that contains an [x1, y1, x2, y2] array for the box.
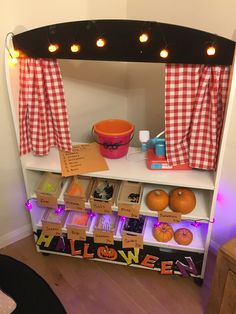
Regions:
[[22, 146, 215, 190], [143, 217, 207, 253], [34, 204, 207, 253], [31, 179, 212, 223], [64, 176, 94, 211], [140, 184, 212, 223]]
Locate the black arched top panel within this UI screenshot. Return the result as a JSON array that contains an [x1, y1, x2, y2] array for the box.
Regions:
[[12, 19, 235, 65]]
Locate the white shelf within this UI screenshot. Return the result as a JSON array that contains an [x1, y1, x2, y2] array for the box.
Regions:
[[139, 184, 212, 222], [34, 205, 206, 253], [30, 178, 212, 222], [23, 145, 215, 190], [142, 217, 207, 253]]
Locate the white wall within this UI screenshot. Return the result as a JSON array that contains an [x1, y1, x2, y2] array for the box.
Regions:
[[0, 0, 128, 247], [1, 0, 236, 250]]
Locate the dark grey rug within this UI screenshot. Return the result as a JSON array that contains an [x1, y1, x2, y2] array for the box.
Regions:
[[0, 254, 66, 313]]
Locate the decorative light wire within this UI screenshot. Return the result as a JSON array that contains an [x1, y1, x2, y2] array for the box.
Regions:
[[5, 32, 19, 61]]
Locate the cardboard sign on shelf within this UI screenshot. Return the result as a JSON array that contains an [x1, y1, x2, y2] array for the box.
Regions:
[[90, 200, 113, 214], [118, 203, 140, 219], [42, 222, 63, 237], [37, 195, 58, 208], [64, 197, 86, 211], [122, 233, 144, 249], [59, 143, 109, 177], [94, 230, 114, 245], [158, 211, 182, 223], [67, 226, 87, 241]]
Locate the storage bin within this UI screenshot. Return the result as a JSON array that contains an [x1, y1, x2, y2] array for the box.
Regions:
[[89, 178, 119, 214], [122, 215, 147, 236], [41, 208, 68, 225], [35, 172, 63, 208], [94, 212, 119, 233], [64, 176, 94, 210], [117, 181, 143, 218], [66, 210, 92, 230]]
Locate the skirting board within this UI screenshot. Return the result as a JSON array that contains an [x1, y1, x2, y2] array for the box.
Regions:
[[0, 223, 32, 249]]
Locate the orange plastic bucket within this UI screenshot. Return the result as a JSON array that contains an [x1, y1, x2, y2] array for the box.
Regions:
[[93, 119, 134, 158]]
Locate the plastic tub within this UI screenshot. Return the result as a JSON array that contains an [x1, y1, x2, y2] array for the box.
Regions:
[[93, 119, 134, 158]]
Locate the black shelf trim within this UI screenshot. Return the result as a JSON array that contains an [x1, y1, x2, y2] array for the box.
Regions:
[[12, 19, 235, 65]]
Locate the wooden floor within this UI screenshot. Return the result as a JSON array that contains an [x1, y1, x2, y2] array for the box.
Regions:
[[0, 235, 216, 314]]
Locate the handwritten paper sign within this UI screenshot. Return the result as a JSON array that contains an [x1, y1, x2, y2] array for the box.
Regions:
[[94, 230, 114, 245], [59, 143, 109, 177], [118, 203, 140, 219], [37, 195, 57, 208], [122, 234, 143, 249], [64, 196, 85, 211], [90, 200, 112, 214], [67, 226, 86, 241], [42, 222, 62, 236], [158, 211, 182, 223]]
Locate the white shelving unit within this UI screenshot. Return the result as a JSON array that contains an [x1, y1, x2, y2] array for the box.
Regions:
[[5, 20, 236, 284]]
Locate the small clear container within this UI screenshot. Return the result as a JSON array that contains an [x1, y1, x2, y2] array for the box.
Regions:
[[64, 176, 93, 200], [36, 172, 63, 198], [90, 178, 119, 204], [41, 208, 68, 225], [122, 215, 147, 236], [66, 210, 92, 230], [94, 212, 119, 233]]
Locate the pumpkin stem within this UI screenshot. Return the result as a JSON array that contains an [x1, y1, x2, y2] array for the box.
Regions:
[[155, 190, 161, 196], [178, 191, 182, 196]]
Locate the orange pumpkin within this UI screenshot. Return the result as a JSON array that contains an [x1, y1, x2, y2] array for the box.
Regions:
[[174, 228, 193, 246], [169, 187, 196, 214], [153, 223, 174, 242], [146, 189, 169, 211], [97, 246, 118, 261]]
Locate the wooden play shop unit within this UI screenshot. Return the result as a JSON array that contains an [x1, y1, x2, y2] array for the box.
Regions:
[[5, 20, 236, 285]]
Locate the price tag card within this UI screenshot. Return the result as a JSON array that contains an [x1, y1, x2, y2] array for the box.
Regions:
[[90, 200, 112, 214], [118, 203, 140, 218], [67, 226, 86, 241], [37, 195, 57, 208], [64, 196, 85, 211], [122, 233, 143, 249], [93, 230, 114, 245], [42, 222, 62, 236], [158, 211, 182, 223]]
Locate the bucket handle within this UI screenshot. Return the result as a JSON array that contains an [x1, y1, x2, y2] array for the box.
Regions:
[[92, 127, 134, 151]]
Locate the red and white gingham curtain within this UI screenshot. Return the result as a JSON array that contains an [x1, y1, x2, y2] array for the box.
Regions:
[[19, 58, 72, 155], [165, 64, 230, 170]]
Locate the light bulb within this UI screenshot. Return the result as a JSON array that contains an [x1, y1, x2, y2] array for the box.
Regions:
[[48, 43, 59, 53], [70, 44, 81, 53], [11, 50, 20, 58], [139, 33, 149, 43], [160, 49, 168, 58], [55, 206, 64, 215], [9, 57, 18, 65], [191, 221, 201, 228], [207, 45, 216, 56], [96, 38, 106, 48], [25, 200, 32, 211]]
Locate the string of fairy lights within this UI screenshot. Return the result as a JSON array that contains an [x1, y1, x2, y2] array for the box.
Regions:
[[40, 32, 216, 59]]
